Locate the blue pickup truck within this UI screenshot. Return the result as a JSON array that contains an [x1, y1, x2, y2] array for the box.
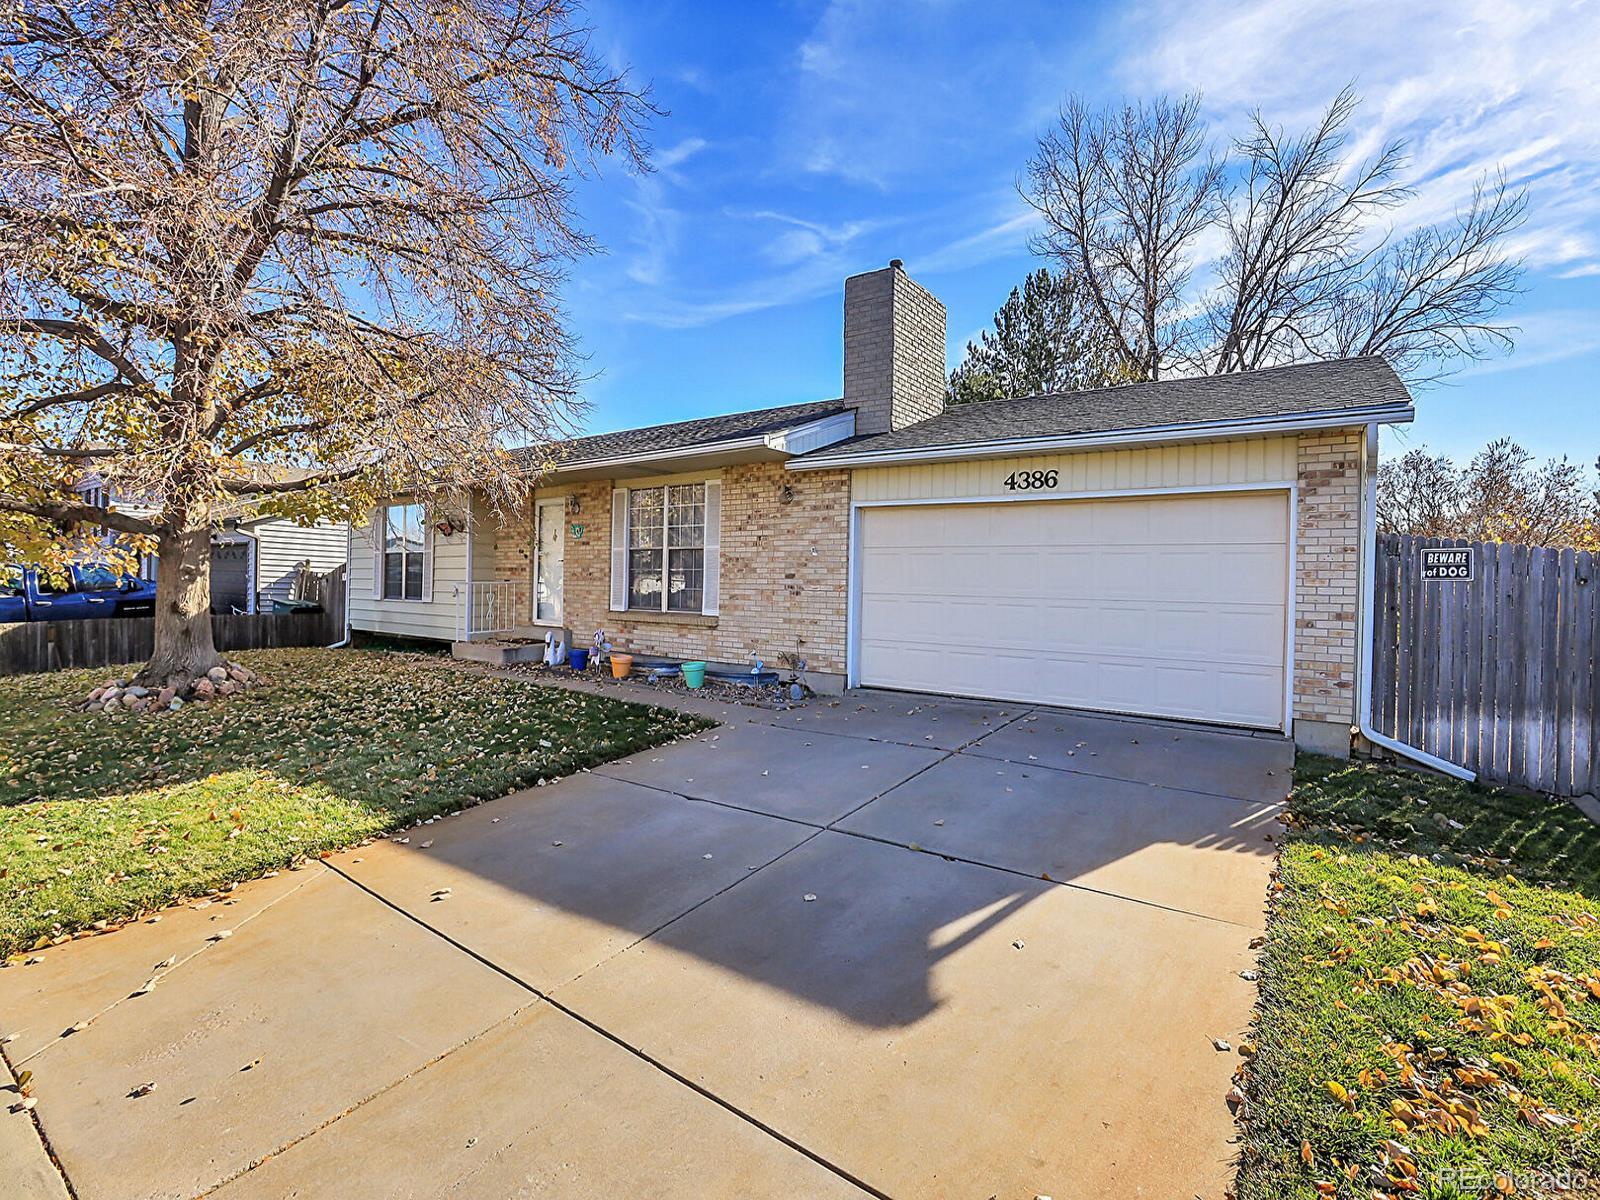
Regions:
[[0, 564, 158, 622]]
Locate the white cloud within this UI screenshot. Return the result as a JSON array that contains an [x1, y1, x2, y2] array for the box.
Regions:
[[1117, 0, 1600, 275], [655, 137, 708, 172]]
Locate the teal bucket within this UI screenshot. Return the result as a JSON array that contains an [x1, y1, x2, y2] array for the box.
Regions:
[[681, 661, 707, 689]]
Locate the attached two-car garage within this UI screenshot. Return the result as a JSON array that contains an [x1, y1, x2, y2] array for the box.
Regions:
[[855, 490, 1291, 729]]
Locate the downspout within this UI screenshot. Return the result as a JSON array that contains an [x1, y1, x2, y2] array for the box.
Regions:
[[1356, 422, 1475, 781], [326, 520, 353, 649]]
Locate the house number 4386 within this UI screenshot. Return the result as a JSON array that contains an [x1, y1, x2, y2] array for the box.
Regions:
[[1002, 469, 1058, 491]]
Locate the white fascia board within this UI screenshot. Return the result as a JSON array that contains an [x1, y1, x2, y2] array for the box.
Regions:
[[786, 403, 1415, 471], [762, 410, 855, 455]]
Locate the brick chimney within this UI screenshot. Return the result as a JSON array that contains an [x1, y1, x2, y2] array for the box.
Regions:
[[843, 259, 946, 436]]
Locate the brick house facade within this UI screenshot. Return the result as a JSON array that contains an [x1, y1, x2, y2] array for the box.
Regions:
[[353, 261, 1411, 755], [485, 464, 851, 679]]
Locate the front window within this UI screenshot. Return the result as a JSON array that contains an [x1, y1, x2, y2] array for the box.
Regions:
[[383, 503, 425, 600], [628, 484, 705, 612]]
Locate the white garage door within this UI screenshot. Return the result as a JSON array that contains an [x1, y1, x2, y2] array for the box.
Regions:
[[856, 491, 1289, 728]]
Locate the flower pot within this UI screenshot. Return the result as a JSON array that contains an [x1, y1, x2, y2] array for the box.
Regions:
[[609, 653, 633, 680], [568, 648, 589, 671], [681, 661, 706, 689]]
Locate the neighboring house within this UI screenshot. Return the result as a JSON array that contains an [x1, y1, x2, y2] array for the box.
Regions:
[[210, 513, 348, 613], [350, 261, 1413, 756], [72, 476, 346, 614]]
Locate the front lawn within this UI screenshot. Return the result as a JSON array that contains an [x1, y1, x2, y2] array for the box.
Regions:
[[0, 648, 710, 957], [1238, 756, 1600, 1199]]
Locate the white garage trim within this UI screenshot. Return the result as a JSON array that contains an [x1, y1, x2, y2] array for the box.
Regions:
[[846, 481, 1298, 732]]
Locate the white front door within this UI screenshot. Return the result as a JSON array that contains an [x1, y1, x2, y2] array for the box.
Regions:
[[535, 499, 565, 623], [855, 491, 1291, 729]]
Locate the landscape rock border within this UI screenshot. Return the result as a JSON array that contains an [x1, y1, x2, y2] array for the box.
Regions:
[[79, 662, 267, 715]]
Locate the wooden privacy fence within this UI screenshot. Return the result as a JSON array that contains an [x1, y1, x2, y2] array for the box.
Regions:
[[1372, 534, 1598, 798], [0, 565, 346, 677]]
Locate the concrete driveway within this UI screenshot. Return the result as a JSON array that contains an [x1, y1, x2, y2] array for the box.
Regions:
[[2, 688, 1290, 1200]]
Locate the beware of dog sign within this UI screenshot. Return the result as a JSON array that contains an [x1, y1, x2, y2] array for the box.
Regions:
[[1420, 546, 1473, 581]]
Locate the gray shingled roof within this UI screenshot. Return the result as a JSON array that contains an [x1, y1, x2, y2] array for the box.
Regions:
[[514, 399, 849, 469], [797, 355, 1410, 462]]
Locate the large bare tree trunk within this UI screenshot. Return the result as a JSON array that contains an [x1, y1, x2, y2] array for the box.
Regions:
[[135, 504, 223, 690]]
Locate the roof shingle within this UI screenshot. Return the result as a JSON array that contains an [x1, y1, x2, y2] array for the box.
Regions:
[[514, 399, 849, 470], [796, 355, 1410, 463]]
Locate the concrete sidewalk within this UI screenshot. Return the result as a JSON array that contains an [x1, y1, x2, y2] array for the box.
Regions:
[[2, 687, 1288, 1199]]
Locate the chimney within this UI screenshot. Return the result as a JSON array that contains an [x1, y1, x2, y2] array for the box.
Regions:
[[842, 259, 946, 436]]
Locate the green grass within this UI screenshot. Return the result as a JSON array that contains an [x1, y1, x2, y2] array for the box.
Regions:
[[1238, 756, 1600, 1199], [0, 648, 711, 957]]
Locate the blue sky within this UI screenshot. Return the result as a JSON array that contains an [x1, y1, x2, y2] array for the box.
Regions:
[[561, 0, 1600, 466]]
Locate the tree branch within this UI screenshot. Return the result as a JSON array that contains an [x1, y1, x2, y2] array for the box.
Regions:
[[0, 494, 159, 536]]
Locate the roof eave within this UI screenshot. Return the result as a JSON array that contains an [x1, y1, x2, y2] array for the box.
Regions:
[[786, 403, 1413, 471], [532, 409, 856, 482]]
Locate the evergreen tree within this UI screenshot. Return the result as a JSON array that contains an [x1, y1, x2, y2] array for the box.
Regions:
[[947, 268, 1121, 405]]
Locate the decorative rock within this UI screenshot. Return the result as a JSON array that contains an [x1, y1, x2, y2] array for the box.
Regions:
[[169, 698, 183, 710], [206, 666, 228, 682], [126, 685, 151, 698], [88, 687, 105, 702], [227, 665, 250, 683], [84, 701, 102, 713], [120, 694, 139, 709], [194, 679, 215, 700], [157, 686, 176, 706], [102, 687, 121, 703], [218, 680, 238, 696]]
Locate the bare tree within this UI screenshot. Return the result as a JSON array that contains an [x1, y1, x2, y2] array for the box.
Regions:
[[1378, 439, 1599, 550], [0, 0, 649, 692], [1024, 95, 1222, 381], [1330, 175, 1527, 384], [1024, 88, 1525, 386], [1209, 87, 1408, 373], [1376, 448, 1463, 538]]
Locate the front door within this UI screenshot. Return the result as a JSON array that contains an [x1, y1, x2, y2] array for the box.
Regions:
[[535, 498, 565, 623]]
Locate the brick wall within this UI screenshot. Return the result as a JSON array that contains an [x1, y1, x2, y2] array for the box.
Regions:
[[1294, 429, 1363, 725], [843, 263, 946, 434], [502, 463, 851, 677]]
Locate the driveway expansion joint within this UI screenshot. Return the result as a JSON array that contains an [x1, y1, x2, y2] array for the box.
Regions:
[[319, 852, 888, 1200], [195, 999, 547, 1199], [11, 870, 317, 1070]]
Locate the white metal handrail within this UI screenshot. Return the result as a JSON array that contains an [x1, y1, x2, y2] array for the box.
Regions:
[[463, 579, 529, 639]]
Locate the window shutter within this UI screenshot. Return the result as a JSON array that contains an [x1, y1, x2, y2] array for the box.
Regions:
[[609, 488, 629, 611], [702, 480, 721, 615], [420, 507, 435, 603], [371, 507, 384, 598]]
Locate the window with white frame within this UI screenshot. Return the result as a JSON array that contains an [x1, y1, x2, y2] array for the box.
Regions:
[[382, 502, 426, 600], [627, 484, 705, 612]]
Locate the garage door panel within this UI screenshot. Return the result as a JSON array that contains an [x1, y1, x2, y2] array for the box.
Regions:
[[858, 492, 1289, 728]]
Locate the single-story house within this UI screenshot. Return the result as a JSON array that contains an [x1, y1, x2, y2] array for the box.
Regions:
[[73, 475, 347, 614], [349, 261, 1413, 755]]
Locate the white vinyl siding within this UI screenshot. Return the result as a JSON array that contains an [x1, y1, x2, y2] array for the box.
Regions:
[[348, 504, 462, 642], [856, 491, 1290, 729], [250, 518, 346, 604], [852, 435, 1296, 503]]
